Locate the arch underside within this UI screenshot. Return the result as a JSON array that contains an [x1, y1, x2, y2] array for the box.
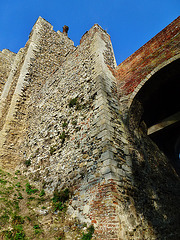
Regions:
[[130, 58, 180, 175]]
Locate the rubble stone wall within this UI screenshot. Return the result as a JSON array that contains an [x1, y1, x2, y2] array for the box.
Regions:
[[0, 17, 179, 240], [0, 16, 75, 168], [0, 49, 16, 94]]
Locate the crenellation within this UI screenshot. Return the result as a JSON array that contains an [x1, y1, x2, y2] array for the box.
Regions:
[[0, 16, 179, 239], [0, 15, 77, 169]]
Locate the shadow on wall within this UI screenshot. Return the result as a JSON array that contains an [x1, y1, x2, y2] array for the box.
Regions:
[[130, 131, 180, 239], [127, 59, 180, 239]]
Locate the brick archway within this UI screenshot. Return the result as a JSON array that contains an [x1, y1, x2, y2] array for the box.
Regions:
[[128, 57, 180, 175], [128, 54, 180, 109]]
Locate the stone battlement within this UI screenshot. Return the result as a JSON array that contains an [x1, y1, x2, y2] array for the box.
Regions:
[[0, 17, 180, 239]]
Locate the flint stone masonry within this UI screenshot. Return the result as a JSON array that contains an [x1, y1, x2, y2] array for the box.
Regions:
[[0, 49, 16, 94], [0, 16, 180, 239]]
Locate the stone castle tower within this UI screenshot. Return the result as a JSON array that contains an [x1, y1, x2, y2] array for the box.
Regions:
[[0, 16, 179, 239]]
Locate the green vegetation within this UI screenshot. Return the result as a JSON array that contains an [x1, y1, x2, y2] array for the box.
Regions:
[[69, 97, 84, 110], [59, 131, 66, 140], [0, 212, 9, 226], [13, 200, 20, 210], [26, 216, 31, 221], [12, 214, 24, 225], [52, 188, 70, 211], [0, 168, 88, 239], [24, 159, 31, 167], [33, 224, 41, 234], [50, 146, 56, 155], [72, 120, 77, 126], [25, 183, 38, 195], [18, 192, 23, 199], [15, 170, 21, 175], [81, 225, 95, 240], [39, 189, 45, 197], [3, 224, 26, 240], [0, 178, 7, 184], [59, 131, 68, 144], [69, 97, 78, 108], [62, 121, 68, 128], [15, 182, 21, 188]]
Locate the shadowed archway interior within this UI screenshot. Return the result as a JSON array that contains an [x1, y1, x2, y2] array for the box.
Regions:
[[135, 59, 180, 175]]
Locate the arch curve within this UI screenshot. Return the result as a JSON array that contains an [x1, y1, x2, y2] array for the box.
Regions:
[[128, 57, 180, 175], [128, 54, 180, 109]]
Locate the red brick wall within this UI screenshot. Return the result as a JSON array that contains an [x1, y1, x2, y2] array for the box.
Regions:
[[88, 180, 120, 239], [115, 16, 180, 96]]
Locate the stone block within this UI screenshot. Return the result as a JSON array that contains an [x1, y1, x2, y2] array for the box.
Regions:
[[101, 150, 114, 161]]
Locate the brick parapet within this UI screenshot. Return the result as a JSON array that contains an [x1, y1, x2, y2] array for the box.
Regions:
[[115, 16, 180, 102], [0, 17, 180, 239]]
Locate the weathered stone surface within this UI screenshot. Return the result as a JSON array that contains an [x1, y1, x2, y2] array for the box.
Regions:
[[0, 49, 16, 94], [0, 16, 180, 240]]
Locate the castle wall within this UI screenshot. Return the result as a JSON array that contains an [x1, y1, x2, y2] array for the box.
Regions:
[[0, 16, 75, 168], [112, 16, 180, 239], [0, 49, 16, 94], [114, 16, 180, 117], [0, 21, 140, 238], [0, 17, 179, 239], [0, 48, 25, 134]]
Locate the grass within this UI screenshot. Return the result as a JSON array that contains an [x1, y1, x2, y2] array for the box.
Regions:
[[12, 214, 24, 225], [18, 192, 23, 199], [15, 170, 21, 175], [0, 178, 7, 184], [0, 168, 92, 239], [15, 182, 21, 188], [3, 224, 26, 240], [25, 183, 39, 195], [0, 213, 9, 226], [39, 189, 45, 197], [33, 224, 40, 229], [59, 131, 66, 140]]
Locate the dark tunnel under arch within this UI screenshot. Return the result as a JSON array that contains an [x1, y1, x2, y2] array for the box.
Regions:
[[129, 58, 180, 175]]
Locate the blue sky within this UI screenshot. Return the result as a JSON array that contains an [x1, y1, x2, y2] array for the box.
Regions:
[[0, 0, 179, 65]]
